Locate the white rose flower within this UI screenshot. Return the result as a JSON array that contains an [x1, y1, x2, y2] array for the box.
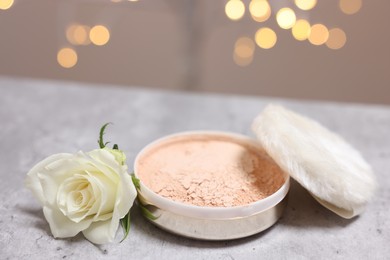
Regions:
[[25, 148, 137, 244]]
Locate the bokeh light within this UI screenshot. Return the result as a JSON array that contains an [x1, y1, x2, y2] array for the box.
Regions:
[[326, 28, 347, 50], [225, 0, 245, 21], [309, 24, 329, 45], [66, 24, 91, 46], [89, 25, 110, 46], [235, 37, 255, 58], [57, 48, 78, 68], [292, 19, 311, 41], [295, 0, 317, 11], [276, 8, 296, 29], [234, 37, 255, 66], [255, 27, 277, 49], [249, 0, 271, 23], [339, 0, 362, 15], [0, 0, 14, 10], [233, 52, 253, 67]]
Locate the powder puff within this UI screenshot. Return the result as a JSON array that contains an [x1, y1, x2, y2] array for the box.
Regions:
[[252, 104, 377, 218]]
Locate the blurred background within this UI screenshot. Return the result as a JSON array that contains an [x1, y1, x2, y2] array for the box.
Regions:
[[0, 0, 389, 104]]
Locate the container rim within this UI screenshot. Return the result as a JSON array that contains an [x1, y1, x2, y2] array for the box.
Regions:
[[134, 131, 290, 219]]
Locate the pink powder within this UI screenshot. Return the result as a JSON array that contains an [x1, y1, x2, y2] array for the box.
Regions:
[[136, 134, 286, 207]]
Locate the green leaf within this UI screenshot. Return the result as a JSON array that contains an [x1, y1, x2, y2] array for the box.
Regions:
[[130, 174, 158, 220], [98, 123, 111, 149], [120, 211, 131, 243], [131, 174, 141, 190], [113, 144, 119, 150], [139, 204, 158, 221]]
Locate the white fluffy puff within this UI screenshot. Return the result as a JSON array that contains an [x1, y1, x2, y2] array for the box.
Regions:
[[252, 104, 377, 219]]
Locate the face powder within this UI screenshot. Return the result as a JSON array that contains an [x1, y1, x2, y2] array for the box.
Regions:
[[136, 133, 285, 208]]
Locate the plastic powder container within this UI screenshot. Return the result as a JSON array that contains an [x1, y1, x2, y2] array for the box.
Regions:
[[134, 131, 290, 240]]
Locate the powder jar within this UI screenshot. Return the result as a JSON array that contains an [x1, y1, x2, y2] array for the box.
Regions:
[[134, 131, 290, 240]]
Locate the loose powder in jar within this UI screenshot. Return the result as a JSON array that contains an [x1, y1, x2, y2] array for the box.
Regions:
[[136, 134, 286, 207]]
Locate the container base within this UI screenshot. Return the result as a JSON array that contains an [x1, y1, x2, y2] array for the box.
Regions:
[[142, 196, 288, 241]]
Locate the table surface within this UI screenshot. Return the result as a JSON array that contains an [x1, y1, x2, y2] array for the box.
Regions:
[[1, 77, 389, 260]]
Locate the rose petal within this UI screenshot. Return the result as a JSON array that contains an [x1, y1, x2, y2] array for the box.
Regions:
[[107, 168, 137, 240], [82, 219, 113, 244], [83, 163, 136, 244], [93, 212, 113, 222], [86, 149, 123, 183], [85, 170, 117, 220], [57, 174, 95, 223], [43, 206, 93, 238], [39, 157, 92, 206], [115, 169, 137, 220], [25, 153, 73, 205]]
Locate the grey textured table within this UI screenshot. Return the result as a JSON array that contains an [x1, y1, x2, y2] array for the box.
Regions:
[[1, 77, 389, 259]]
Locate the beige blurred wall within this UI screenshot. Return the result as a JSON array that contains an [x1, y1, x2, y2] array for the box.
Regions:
[[0, 0, 389, 104]]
